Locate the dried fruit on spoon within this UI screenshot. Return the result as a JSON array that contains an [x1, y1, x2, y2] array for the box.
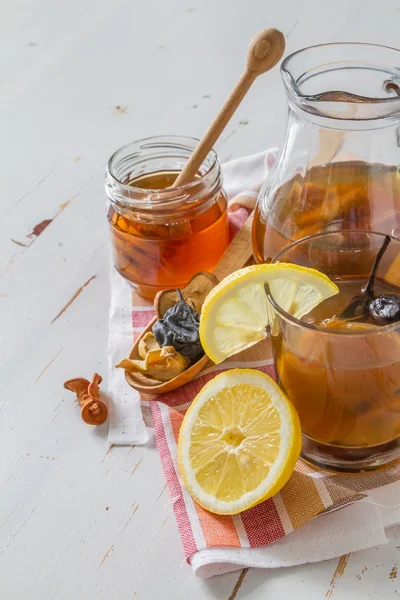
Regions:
[[153, 290, 204, 363], [117, 344, 190, 382], [116, 290, 205, 382]]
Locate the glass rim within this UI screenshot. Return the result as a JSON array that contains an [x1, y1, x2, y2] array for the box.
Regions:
[[107, 134, 219, 195], [281, 42, 400, 121], [269, 229, 400, 336], [281, 41, 400, 104]]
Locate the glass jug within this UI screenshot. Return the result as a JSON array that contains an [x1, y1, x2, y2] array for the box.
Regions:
[[253, 43, 400, 263]]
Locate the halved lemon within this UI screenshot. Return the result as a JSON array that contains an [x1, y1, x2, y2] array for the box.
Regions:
[[200, 263, 339, 364], [178, 369, 301, 514]]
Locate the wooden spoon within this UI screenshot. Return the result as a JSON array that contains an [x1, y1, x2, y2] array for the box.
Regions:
[[173, 28, 285, 188], [122, 28, 285, 395]]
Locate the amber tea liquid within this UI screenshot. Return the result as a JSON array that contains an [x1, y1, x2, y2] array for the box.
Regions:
[[254, 161, 400, 263], [108, 171, 229, 299], [273, 277, 400, 469]]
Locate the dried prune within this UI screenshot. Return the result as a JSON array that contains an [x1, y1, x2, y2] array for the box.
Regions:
[[340, 235, 391, 321], [369, 294, 400, 325], [152, 290, 204, 363]]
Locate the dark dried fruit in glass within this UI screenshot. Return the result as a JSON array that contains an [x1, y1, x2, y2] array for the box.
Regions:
[[369, 294, 400, 326], [340, 235, 400, 326], [340, 235, 391, 321]]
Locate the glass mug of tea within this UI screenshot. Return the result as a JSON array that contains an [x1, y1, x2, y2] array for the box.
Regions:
[[268, 231, 400, 472]]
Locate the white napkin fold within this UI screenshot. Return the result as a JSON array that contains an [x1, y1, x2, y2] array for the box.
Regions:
[[108, 269, 149, 445], [191, 486, 400, 578]]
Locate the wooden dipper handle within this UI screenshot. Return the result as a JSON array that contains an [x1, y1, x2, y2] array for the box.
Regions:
[[172, 28, 285, 188]]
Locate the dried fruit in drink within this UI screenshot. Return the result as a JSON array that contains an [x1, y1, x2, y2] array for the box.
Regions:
[[369, 294, 400, 325], [340, 235, 390, 320], [341, 235, 400, 326]]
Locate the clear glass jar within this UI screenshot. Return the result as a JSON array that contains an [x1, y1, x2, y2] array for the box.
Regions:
[[105, 136, 229, 299], [270, 231, 400, 472], [253, 43, 400, 263]]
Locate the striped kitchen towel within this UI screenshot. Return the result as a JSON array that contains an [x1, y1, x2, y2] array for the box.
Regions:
[[108, 150, 400, 577], [147, 338, 400, 574]]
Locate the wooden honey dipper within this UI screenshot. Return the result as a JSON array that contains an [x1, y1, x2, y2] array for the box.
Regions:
[[172, 28, 285, 188], [121, 28, 286, 396]]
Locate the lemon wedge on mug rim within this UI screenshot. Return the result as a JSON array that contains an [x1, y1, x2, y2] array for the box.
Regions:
[[177, 369, 301, 515], [200, 263, 339, 364]]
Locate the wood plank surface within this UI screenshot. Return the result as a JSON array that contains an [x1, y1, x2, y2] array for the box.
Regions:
[[1, 0, 399, 598]]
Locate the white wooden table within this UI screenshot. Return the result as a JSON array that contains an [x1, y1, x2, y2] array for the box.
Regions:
[[1, 0, 400, 597]]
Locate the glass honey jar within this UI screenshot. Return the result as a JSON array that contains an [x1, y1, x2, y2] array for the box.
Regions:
[[106, 136, 230, 299]]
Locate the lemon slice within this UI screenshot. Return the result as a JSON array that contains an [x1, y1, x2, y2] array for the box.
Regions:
[[178, 369, 301, 514], [200, 263, 339, 364]]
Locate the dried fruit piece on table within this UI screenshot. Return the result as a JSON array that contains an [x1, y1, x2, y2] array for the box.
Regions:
[[64, 373, 108, 425], [153, 290, 204, 363], [116, 346, 190, 382], [64, 377, 90, 404], [138, 332, 160, 359]]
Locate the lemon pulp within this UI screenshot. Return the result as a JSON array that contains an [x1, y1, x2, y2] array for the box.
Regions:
[[178, 369, 301, 514], [200, 263, 339, 364]]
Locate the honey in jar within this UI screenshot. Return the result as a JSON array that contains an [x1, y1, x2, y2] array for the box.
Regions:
[[106, 137, 230, 299]]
